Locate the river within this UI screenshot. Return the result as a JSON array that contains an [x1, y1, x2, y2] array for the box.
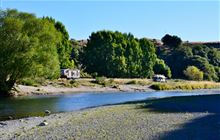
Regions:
[[0, 90, 219, 120]]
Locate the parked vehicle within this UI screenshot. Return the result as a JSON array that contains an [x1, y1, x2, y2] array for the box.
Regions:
[[153, 74, 166, 82], [61, 69, 80, 79]]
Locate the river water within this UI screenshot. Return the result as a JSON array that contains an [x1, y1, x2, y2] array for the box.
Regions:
[[0, 90, 219, 120]]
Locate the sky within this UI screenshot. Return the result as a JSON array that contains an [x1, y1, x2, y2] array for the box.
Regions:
[[1, 0, 220, 41]]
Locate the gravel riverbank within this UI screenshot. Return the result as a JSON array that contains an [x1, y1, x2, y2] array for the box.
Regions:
[[13, 84, 153, 96], [1, 94, 220, 140]]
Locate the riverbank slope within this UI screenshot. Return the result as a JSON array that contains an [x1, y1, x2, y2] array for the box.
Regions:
[[13, 79, 220, 96]]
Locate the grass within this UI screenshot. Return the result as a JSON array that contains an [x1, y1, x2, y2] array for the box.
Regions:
[[18, 78, 220, 91], [125, 80, 150, 85], [150, 81, 220, 90]]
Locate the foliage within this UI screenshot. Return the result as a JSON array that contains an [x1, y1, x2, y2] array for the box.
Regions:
[[207, 48, 220, 67], [95, 76, 107, 85], [157, 35, 220, 82], [82, 31, 156, 78], [188, 56, 218, 81], [0, 9, 61, 95], [214, 67, 220, 82], [183, 66, 203, 81], [70, 39, 85, 68], [153, 59, 172, 78], [192, 45, 209, 58], [162, 45, 193, 78], [161, 34, 182, 48], [19, 78, 39, 87], [43, 17, 74, 69]]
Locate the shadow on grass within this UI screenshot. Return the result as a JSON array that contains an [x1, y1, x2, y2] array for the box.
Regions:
[[123, 94, 220, 140]]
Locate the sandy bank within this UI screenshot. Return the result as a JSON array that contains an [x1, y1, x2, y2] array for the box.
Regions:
[[13, 84, 153, 96]]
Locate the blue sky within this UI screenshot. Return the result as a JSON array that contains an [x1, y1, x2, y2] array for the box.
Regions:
[[1, 0, 220, 41]]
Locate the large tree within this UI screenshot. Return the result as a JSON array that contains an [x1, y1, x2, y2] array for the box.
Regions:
[[0, 9, 61, 96], [43, 17, 75, 69], [82, 31, 156, 78], [161, 34, 182, 48]]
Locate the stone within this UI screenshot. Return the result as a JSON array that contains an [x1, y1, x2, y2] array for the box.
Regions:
[[19, 119, 24, 122], [39, 120, 48, 126], [45, 110, 51, 115], [0, 122, 7, 126]]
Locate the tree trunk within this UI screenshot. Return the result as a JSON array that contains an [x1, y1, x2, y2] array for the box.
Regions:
[[0, 80, 15, 97]]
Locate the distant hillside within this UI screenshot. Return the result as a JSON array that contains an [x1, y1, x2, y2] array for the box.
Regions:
[[71, 38, 220, 50], [183, 42, 220, 49]]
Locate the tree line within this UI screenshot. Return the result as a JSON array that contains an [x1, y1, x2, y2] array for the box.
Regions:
[[158, 34, 220, 81], [0, 9, 219, 96]]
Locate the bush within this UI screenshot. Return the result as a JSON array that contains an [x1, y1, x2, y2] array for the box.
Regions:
[[19, 78, 39, 87], [150, 84, 172, 90], [184, 66, 203, 81], [95, 76, 107, 85], [153, 59, 172, 78], [69, 80, 80, 87]]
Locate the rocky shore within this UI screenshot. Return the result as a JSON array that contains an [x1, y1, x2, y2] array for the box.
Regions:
[[1, 94, 220, 140]]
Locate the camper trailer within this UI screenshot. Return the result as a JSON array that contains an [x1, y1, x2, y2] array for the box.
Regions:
[[153, 74, 166, 82], [61, 69, 80, 79]]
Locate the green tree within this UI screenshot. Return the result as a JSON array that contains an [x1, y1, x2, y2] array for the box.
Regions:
[[188, 56, 218, 81], [82, 30, 156, 78], [161, 34, 182, 48], [164, 45, 193, 78], [184, 66, 203, 81], [192, 45, 209, 58], [207, 48, 220, 67], [0, 9, 61, 96], [153, 59, 172, 78], [214, 66, 220, 82], [43, 17, 74, 69]]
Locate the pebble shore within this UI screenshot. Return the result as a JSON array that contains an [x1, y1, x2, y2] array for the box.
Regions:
[[0, 103, 218, 140]]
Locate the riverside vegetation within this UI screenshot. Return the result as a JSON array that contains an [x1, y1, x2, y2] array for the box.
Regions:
[[19, 77, 220, 93], [0, 9, 219, 96]]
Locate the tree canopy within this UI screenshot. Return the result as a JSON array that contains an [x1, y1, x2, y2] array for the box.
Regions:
[[157, 35, 220, 81], [161, 34, 182, 48], [82, 31, 156, 78], [43, 16, 75, 69], [0, 9, 61, 95], [153, 59, 172, 78]]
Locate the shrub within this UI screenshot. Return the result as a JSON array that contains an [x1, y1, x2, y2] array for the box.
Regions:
[[69, 80, 80, 87], [184, 66, 203, 81], [19, 78, 39, 87], [150, 84, 173, 90], [153, 59, 172, 78], [95, 76, 107, 85]]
